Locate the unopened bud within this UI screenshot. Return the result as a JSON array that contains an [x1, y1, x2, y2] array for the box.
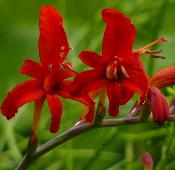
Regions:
[[141, 152, 153, 170]]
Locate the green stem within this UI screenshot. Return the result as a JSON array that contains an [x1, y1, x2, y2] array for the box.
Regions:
[[125, 141, 134, 170]]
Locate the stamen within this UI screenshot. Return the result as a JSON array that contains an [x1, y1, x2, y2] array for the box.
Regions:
[[150, 55, 166, 59], [48, 64, 53, 72], [135, 49, 162, 55], [133, 37, 168, 55], [65, 63, 72, 70], [114, 56, 119, 59], [142, 37, 168, 49], [114, 61, 118, 64], [106, 64, 117, 80], [114, 55, 122, 62], [121, 65, 130, 78], [59, 52, 65, 58], [59, 64, 66, 73], [145, 49, 162, 54], [106, 62, 129, 81], [64, 62, 73, 70], [61, 46, 65, 51]]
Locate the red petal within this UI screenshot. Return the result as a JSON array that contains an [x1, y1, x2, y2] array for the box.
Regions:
[[79, 51, 104, 68], [70, 69, 105, 96], [123, 80, 142, 95], [107, 83, 120, 116], [59, 81, 95, 122], [120, 85, 134, 105], [83, 95, 95, 122], [20, 59, 43, 80], [1, 80, 44, 119], [128, 72, 148, 95], [39, 6, 70, 67], [124, 54, 148, 95], [147, 87, 170, 125], [149, 66, 175, 88], [102, 9, 136, 61], [123, 53, 146, 71], [47, 95, 62, 133]]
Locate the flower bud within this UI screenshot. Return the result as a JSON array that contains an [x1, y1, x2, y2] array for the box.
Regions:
[[141, 152, 153, 170]]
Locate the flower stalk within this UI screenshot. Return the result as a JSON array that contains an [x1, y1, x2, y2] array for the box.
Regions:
[[15, 112, 175, 170]]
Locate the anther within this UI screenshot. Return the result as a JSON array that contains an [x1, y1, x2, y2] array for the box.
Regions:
[[114, 61, 118, 64], [64, 62, 73, 70], [48, 64, 53, 72], [59, 64, 66, 73], [132, 37, 168, 55], [150, 55, 166, 59], [59, 52, 65, 58], [61, 46, 65, 51], [106, 64, 118, 80], [121, 65, 130, 78], [114, 56, 119, 59]]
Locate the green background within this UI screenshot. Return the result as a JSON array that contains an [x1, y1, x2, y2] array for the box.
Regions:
[[0, 0, 175, 169]]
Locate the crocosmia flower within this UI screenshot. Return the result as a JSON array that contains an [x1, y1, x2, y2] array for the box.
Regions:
[[145, 67, 175, 125], [70, 9, 148, 117], [1, 6, 94, 133]]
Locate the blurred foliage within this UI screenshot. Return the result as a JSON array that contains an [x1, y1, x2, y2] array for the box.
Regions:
[[0, 0, 175, 169]]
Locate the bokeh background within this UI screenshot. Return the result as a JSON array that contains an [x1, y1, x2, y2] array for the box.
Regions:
[[0, 0, 175, 169]]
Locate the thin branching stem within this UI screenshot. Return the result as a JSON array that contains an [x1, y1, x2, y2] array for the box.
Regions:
[[15, 115, 175, 170]]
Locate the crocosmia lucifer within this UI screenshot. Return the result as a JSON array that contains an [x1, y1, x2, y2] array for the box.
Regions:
[[70, 9, 148, 117], [1, 6, 94, 133]]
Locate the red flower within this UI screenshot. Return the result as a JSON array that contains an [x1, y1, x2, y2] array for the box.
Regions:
[[1, 6, 94, 133], [145, 67, 175, 125], [70, 9, 148, 117]]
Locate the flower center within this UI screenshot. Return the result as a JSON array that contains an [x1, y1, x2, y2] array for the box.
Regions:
[[105, 61, 129, 81], [50, 83, 60, 93], [43, 72, 61, 94]]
